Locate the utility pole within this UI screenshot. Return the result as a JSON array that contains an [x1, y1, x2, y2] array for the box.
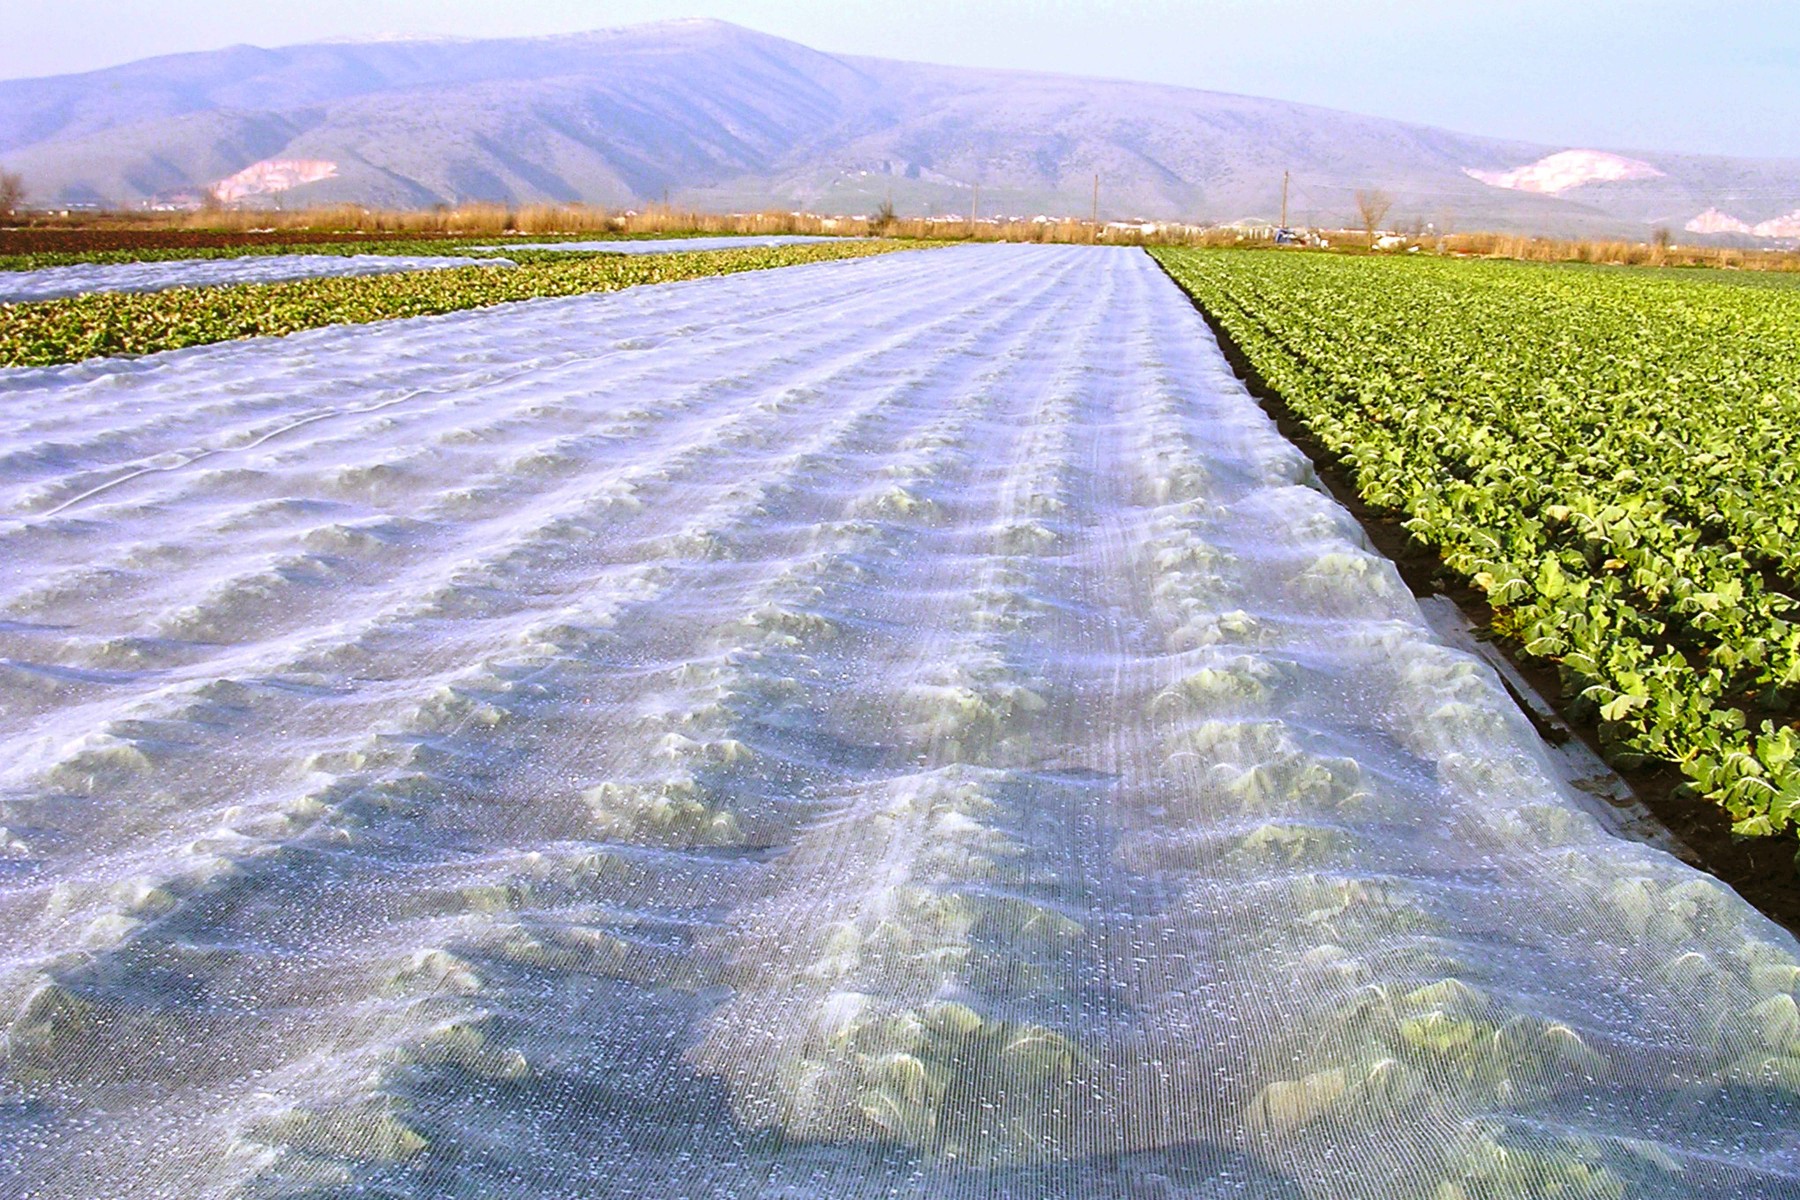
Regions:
[[969, 183, 979, 238], [1091, 173, 1100, 231], [1280, 170, 1290, 230]]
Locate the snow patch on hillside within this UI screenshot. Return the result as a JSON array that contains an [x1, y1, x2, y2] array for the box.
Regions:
[[1685, 207, 1800, 238], [1751, 210, 1800, 238], [1685, 207, 1753, 235], [1465, 150, 1663, 195], [211, 159, 338, 203]]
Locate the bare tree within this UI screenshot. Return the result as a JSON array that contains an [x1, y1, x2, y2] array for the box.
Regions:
[[1649, 225, 1674, 265], [0, 168, 24, 218], [871, 195, 897, 234], [1355, 188, 1393, 247]]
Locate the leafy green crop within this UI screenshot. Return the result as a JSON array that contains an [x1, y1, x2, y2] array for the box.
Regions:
[[0, 231, 697, 271], [0, 240, 925, 367], [1153, 247, 1800, 837]]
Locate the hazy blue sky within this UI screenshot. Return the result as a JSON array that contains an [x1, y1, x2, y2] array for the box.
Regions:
[[7, 0, 1797, 158]]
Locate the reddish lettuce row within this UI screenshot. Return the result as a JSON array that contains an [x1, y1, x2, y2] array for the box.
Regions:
[[0, 240, 922, 367], [1152, 247, 1800, 838]]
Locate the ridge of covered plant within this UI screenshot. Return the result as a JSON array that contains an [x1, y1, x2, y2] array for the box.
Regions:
[[1152, 246, 1800, 839]]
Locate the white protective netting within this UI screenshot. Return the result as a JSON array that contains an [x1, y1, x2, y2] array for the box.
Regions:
[[0, 253, 511, 303], [0, 245, 1796, 1198], [465, 235, 852, 255]]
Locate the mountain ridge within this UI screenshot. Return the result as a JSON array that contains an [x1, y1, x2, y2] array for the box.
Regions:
[[3, 18, 1796, 240]]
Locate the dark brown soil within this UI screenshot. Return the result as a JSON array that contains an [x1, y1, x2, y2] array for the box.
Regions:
[[1156, 261, 1800, 935]]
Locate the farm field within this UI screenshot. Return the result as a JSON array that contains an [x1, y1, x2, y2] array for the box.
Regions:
[[0, 239, 911, 367], [1153, 248, 1800, 843], [0, 233, 848, 274], [0, 235, 853, 305], [1, 244, 1799, 1197], [0, 252, 516, 304], [0, 233, 571, 273]]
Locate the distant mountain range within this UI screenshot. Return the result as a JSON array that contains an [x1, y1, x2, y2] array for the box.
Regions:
[[3, 18, 1797, 240]]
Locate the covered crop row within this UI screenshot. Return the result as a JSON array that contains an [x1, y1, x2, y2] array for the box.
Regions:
[[0, 233, 597, 272], [1152, 247, 1800, 838], [0, 252, 516, 305], [0, 239, 923, 366]]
